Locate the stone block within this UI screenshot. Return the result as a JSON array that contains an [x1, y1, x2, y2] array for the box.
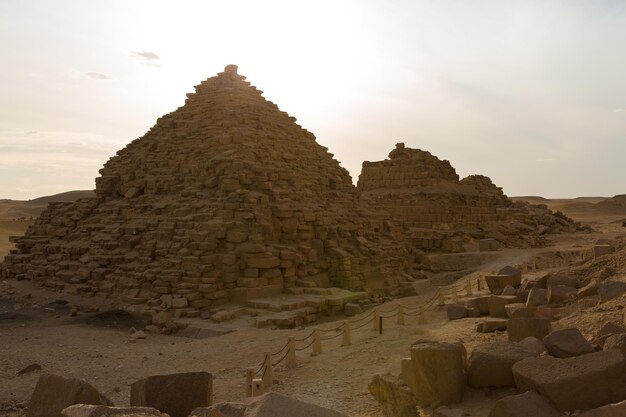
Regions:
[[542, 328, 594, 358], [598, 281, 626, 303], [476, 319, 508, 333], [488, 390, 562, 417], [507, 318, 552, 342], [447, 304, 468, 320], [407, 341, 466, 406], [344, 303, 362, 317], [489, 295, 518, 318], [27, 374, 112, 417], [130, 372, 213, 417], [479, 239, 501, 252], [368, 373, 418, 417], [61, 405, 165, 417], [468, 341, 539, 388], [485, 275, 521, 294], [504, 303, 533, 318], [512, 349, 626, 412], [578, 400, 626, 417], [465, 296, 490, 314], [526, 288, 548, 307], [547, 285, 576, 304], [593, 245, 615, 258]]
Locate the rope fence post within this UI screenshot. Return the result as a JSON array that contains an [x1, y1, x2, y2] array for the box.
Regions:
[[437, 288, 445, 306], [252, 378, 264, 396], [466, 279, 473, 297], [373, 308, 380, 331], [342, 320, 351, 346], [451, 285, 458, 303], [262, 352, 273, 386], [245, 368, 254, 397], [287, 337, 296, 368], [312, 328, 322, 356], [397, 304, 405, 325]]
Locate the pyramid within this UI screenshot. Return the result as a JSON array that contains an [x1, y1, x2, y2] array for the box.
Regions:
[[2, 65, 409, 315], [358, 143, 578, 251]]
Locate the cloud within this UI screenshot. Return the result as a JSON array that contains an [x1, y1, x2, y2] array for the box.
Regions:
[[86, 71, 112, 80], [130, 51, 161, 67], [615, 108, 625, 113]]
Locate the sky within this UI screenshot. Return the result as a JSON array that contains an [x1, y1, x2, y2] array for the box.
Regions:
[[1, 0, 625, 200]]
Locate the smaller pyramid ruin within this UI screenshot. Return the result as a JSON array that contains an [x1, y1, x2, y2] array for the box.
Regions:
[[358, 143, 578, 252]]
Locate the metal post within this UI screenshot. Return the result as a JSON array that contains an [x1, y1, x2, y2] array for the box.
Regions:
[[477, 277, 481, 291], [397, 304, 405, 325], [379, 316, 383, 335], [373, 308, 380, 331], [342, 320, 351, 346]]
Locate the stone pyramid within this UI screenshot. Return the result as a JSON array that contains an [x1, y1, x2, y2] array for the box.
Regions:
[[2, 65, 408, 316]]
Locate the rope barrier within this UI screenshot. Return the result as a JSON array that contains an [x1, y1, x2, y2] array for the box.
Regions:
[[254, 362, 264, 376], [347, 308, 375, 324], [295, 338, 316, 351], [272, 348, 290, 367], [293, 330, 315, 342], [378, 305, 399, 314], [321, 330, 345, 341], [271, 340, 290, 357], [319, 324, 343, 333], [351, 316, 374, 331]]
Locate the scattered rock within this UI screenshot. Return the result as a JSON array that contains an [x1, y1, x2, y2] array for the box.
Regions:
[[27, 373, 112, 417], [465, 296, 490, 314], [434, 406, 465, 417], [130, 372, 213, 417], [447, 304, 468, 320], [577, 279, 599, 298], [62, 405, 166, 417], [479, 239, 501, 252], [547, 285, 577, 304], [504, 303, 533, 318], [468, 341, 539, 388], [507, 317, 552, 342], [598, 281, 626, 303], [344, 303, 362, 317], [593, 245, 615, 258], [526, 288, 548, 307], [519, 337, 546, 356], [485, 274, 521, 294], [542, 328, 594, 358], [368, 373, 418, 417], [577, 399, 626, 417], [189, 392, 347, 417], [512, 349, 626, 412], [406, 340, 466, 407], [18, 363, 42, 376], [603, 333, 626, 353], [489, 295, 519, 318], [488, 390, 563, 417], [476, 319, 508, 333]]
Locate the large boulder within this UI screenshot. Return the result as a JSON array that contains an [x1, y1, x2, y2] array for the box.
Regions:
[[407, 341, 466, 407], [27, 374, 112, 417], [519, 337, 546, 356], [62, 405, 166, 417], [542, 328, 594, 358], [447, 305, 468, 320], [130, 372, 212, 417], [190, 392, 347, 417], [512, 349, 626, 412], [489, 295, 519, 318], [504, 303, 534, 318], [488, 390, 563, 417], [368, 373, 418, 417], [499, 266, 522, 280], [598, 281, 626, 303], [467, 341, 539, 388], [465, 296, 490, 314], [526, 288, 548, 307]]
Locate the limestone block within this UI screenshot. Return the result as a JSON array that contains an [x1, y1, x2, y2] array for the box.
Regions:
[[368, 373, 418, 417], [512, 349, 626, 412], [507, 318, 552, 342], [489, 295, 518, 318], [447, 304, 468, 320], [130, 372, 213, 417], [578, 400, 626, 417], [465, 296, 490, 314], [407, 341, 465, 406], [488, 390, 563, 417], [485, 275, 521, 294], [504, 303, 534, 318], [27, 374, 112, 417], [593, 245, 615, 258], [476, 319, 508, 333], [598, 281, 626, 303], [526, 288, 548, 307], [542, 328, 594, 358], [62, 405, 166, 417], [468, 341, 539, 388], [547, 285, 576, 304]]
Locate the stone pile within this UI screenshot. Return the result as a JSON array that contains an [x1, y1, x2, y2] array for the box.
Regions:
[[358, 143, 578, 252], [1, 65, 409, 317]]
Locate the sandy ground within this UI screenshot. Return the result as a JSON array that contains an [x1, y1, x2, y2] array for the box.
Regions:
[[1, 203, 625, 417]]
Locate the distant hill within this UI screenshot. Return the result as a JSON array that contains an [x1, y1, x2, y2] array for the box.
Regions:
[[512, 195, 625, 219], [0, 190, 94, 220]]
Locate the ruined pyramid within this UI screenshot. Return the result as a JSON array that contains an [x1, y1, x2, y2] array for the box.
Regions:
[[2, 65, 409, 316]]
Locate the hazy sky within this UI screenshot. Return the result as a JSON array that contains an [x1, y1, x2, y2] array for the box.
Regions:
[[1, 1, 625, 200]]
